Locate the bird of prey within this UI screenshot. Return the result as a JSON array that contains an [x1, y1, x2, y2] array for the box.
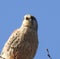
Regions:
[[0, 14, 38, 59]]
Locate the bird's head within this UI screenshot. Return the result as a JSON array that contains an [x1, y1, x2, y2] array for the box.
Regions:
[[22, 14, 38, 31]]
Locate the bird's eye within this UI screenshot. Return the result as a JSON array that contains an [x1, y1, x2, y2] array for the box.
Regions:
[[31, 16, 34, 20], [26, 17, 30, 20]]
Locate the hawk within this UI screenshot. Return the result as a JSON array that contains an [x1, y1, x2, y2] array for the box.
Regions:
[[0, 14, 38, 59]]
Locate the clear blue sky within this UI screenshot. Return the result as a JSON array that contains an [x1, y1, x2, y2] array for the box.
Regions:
[[0, 0, 60, 59]]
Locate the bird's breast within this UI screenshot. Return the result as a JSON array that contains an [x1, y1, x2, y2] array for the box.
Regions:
[[1, 27, 38, 59]]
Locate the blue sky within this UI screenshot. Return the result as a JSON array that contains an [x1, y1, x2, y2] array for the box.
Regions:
[[0, 0, 60, 59]]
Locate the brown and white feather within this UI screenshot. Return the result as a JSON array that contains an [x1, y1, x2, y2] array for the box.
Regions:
[[1, 14, 38, 59]]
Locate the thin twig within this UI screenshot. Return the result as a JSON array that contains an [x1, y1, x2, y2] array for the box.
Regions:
[[46, 48, 52, 59]]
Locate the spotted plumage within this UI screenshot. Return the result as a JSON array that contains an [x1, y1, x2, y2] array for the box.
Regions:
[[0, 14, 38, 59]]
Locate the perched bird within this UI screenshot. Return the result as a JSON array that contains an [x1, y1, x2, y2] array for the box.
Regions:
[[0, 14, 38, 59]]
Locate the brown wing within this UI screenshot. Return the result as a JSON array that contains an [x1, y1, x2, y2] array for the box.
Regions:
[[10, 28, 38, 59]]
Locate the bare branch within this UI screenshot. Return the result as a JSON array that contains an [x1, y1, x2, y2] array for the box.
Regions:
[[46, 49, 52, 59]]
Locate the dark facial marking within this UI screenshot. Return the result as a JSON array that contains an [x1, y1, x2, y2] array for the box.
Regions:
[[30, 16, 36, 25], [31, 16, 38, 31], [26, 17, 30, 20], [31, 16, 37, 22]]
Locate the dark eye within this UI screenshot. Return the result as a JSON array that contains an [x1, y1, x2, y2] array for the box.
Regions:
[[31, 16, 37, 22], [31, 16, 34, 22], [31, 16, 34, 20], [26, 17, 30, 20]]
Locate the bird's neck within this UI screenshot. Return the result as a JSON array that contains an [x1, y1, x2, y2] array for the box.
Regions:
[[20, 25, 37, 33]]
